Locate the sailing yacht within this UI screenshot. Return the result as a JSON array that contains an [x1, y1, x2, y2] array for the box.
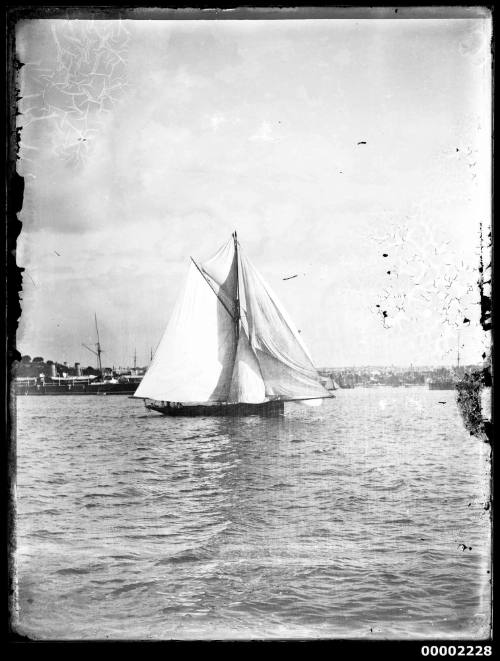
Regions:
[[134, 233, 333, 416]]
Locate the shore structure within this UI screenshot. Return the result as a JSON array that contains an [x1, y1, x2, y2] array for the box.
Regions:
[[14, 356, 480, 397]]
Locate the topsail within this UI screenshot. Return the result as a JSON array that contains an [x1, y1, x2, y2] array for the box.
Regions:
[[134, 235, 330, 405]]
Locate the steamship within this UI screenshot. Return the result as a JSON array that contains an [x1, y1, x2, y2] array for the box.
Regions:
[[14, 362, 142, 396], [14, 316, 143, 396]]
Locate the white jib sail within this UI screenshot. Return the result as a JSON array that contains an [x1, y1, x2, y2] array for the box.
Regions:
[[239, 251, 329, 401], [134, 241, 237, 402]]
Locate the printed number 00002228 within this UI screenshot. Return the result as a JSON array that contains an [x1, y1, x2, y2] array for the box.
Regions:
[[421, 647, 492, 657]]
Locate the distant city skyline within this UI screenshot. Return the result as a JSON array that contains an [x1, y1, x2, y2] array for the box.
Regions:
[[16, 351, 484, 373], [16, 15, 491, 368]]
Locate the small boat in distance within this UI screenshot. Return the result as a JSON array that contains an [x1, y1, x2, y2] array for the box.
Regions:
[[134, 233, 333, 416]]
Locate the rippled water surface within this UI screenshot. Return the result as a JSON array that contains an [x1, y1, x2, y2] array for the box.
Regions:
[[14, 387, 491, 639]]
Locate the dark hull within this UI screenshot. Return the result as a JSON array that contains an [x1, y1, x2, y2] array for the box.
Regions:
[[146, 400, 285, 417]]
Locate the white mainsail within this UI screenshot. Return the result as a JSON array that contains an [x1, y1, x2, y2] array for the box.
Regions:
[[134, 236, 330, 404]]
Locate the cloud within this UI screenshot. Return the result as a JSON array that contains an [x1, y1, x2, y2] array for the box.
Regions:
[[249, 120, 277, 142], [15, 18, 491, 366]]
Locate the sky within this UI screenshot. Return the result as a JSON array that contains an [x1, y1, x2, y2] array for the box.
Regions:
[[15, 14, 492, 369]]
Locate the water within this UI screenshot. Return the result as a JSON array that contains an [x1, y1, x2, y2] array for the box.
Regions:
[[13, 387, 491, 640]]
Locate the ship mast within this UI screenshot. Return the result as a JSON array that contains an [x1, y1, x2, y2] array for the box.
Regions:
[[82, 313, 103, 375], [94, 314, 103, 374], [233, 231, 240, 342]]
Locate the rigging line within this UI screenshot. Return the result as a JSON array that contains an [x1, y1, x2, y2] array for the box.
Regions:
[[190, 257, 236, 321]]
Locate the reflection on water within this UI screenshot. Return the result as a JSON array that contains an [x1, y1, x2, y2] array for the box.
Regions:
[[14, 388, 491, 639]]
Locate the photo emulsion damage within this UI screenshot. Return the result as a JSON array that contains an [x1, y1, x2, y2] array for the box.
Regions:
[[8, 8, 492, 642]]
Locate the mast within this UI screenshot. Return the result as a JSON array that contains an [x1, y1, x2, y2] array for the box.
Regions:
[[95, 313, 103, 374], [82, 313, 103, 375], [233, 231, 240, 342]]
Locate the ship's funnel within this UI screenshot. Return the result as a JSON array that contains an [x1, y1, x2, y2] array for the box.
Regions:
[[75, 362, 81, 376]]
